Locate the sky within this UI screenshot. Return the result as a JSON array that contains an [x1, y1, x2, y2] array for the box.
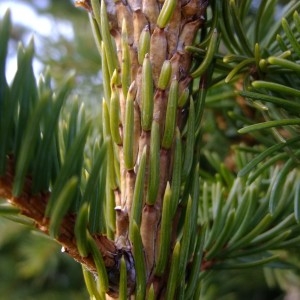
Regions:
[[0, 0, 74, 82]]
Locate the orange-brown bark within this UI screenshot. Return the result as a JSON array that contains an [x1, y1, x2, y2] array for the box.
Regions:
[[0, 157, 128, 298]]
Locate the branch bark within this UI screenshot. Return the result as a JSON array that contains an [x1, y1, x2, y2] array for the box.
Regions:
[[0, 157, 133, 298]]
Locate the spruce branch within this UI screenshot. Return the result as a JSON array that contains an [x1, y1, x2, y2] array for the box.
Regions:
[[0, 156, 136, 298], [1, 1, 300, 299]]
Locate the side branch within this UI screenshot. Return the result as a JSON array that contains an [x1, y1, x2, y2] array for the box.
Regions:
[[0, 157, 134, 298]]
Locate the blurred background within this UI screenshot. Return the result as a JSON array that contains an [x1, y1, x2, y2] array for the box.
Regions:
[[0, 0, 103, 110]]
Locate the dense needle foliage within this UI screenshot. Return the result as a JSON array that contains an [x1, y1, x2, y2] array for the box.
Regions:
[[1, 0, 300, 299]]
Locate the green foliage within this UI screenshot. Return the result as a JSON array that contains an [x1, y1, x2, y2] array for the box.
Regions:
[[0, 8, 108, 298], [1, 0, 300, 299], [0, 8, 109, 234]]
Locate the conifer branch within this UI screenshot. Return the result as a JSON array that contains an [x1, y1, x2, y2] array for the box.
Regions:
[[1, 0, 300, 298], [0, 156, 135, 298]]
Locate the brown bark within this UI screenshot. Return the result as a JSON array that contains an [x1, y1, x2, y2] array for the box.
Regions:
[[0, 157, 133, 298]]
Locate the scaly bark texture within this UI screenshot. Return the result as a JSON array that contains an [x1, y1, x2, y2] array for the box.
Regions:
[[0, 0, 210, 298], [77, 0, 209, 298]]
